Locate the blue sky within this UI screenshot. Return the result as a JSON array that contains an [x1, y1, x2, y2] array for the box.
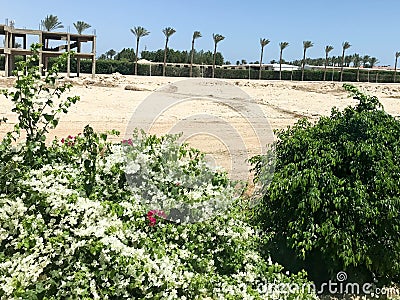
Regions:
[[2, 0, 399, 66]]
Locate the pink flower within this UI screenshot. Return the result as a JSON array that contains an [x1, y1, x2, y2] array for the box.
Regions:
[[147, 209, 167, 226], [61, 135, 76, 146], [122, 139, 133, 146], [148, 216, 157, 226]]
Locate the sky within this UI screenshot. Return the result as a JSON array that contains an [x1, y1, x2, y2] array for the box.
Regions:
[[1, 0, 400, 66]]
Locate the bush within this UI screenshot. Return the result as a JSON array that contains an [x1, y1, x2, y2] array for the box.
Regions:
[[0, 44, 316, 299], [251, 84, 400, 287]]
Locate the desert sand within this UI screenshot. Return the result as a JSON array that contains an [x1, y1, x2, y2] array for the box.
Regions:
[[1, 73, 400, 180]]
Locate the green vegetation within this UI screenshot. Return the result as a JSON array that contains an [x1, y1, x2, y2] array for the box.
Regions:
[[162, 27, 176, 76], [73, 21, 91, 35], [259, 38, 270, 80], [251, 84, 400, 288], [0, 43, 318, 300], [190, 31, 202, 77], [212, 33, 225, 78], [279, 41, 289, 80], [301, 41, 314, 81], [130, 26, 150, 75]]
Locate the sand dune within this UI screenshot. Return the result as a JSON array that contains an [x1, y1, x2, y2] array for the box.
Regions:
[[1, 73, 400, 179]]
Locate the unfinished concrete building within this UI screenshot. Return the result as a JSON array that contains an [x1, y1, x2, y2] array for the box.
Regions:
[[0, 23, 96, 77]]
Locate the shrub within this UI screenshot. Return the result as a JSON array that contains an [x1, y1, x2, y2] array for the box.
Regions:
[[0, 44, 316, 299], [251, 84, 400, 287]]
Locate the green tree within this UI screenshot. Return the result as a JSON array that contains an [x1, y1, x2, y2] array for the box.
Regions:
[[41, 15, 64, 48], [114, 48, 135, 61], [131, 26, 150, 75], [73, 21, 91, 34], [301, 41, 313, 81], [259, 38, 270, 80], [353, 53, 362, 82], [344, 55, 352, 67], [106, 49, 116, 60], [212, 33, 225, 78], [340, 41, 351, 81], [279, 42, 289, 80], [41, 14, 63, 31], [162, 27, 176, 76], [362, 55, 370, 68], [323, 45, 334, 81], [190, 31, 202, 77], [251, 84, 400, 286], [394, 51, 400, 82], [369, 57, 379, 68]]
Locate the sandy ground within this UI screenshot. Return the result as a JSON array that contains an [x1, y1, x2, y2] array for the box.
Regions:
[[1, 72, 400, 180]]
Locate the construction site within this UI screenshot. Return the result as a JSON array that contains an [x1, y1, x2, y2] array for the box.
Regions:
[[0, 22, 96, 77]]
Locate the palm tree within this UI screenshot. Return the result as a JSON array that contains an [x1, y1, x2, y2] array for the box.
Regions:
[[345, 55, 354, 67], [301, 41, 313, 81], [212, 33, 225, 78], [362, 55, 371, 68], [41, 14, 63, 31], [190, 31, 202, 77], [394, 51, 400, 82], [41, 15, 64, 48], [353, 53, 361, 82], [279, 42, 289, 80], [340, 41, 351, 81], [162, 27, 176, 76], [131, 26, 150, 75], [323, 45, 334, 81], [73, 21, 91, 34], [106, 49, 116, 60], [259, 38, 270, 80], [369, 57, 379, 68]]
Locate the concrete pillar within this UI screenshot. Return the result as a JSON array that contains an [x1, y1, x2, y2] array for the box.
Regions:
[[91, 35, 96, 78], [67, 34, 70, 78], [39, 33, 43, 75], [77, 41, 81, 77], [4, 31, 9, 76]]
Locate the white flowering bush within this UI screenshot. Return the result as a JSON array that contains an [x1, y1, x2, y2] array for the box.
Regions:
[[0, 44, 316, 299]]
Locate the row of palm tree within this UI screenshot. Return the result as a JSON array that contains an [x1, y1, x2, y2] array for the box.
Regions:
[[39, 15, 400, 82], [261, 40, 392, 82], [40, 15, 91, 51], [130, 26, 225, 78], [41, 15, 91, 34]]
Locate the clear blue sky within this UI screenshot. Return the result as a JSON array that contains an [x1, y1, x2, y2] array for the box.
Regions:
[[2, 0, 399, 66]]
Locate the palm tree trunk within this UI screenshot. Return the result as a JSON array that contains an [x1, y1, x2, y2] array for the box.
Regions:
[[394, 57, 398, 83], [323, 54, 328, 81], [135, 37, 140, 75], [259, 46, 264, 80], [212, 43, 217, 78], [279, 50, 283, 80], [163, 38, 168, 77], [301, 48, 306, 81], [340, 49, 345, 82], [357, 67, 360, 82], [190, 38, 195, 77]]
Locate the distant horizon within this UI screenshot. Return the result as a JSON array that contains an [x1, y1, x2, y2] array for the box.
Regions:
[[2, 0, 400, 67]]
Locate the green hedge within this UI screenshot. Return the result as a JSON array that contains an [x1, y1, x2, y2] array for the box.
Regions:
[[1, 54, 399, 83]]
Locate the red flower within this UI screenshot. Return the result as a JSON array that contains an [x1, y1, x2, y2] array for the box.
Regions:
[[122, 139, 133, 146], [147, 209, 167, 226], [148, 216, 157, 226]]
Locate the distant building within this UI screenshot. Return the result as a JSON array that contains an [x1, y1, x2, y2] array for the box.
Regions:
[[0, 23, 96, 77]]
